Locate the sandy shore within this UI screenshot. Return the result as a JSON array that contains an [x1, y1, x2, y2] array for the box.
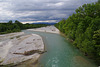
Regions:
[[27, 26, 60, 34], [0, 32, 45, 66]]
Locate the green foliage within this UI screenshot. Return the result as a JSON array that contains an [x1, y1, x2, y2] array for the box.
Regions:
[[0, 20, 48, 34], [0, 22, 21, 34], [98, 0, 100, 3], [55, 2, 100, 65], [8, 20, 12, 24], [93, 29, 100, 64]]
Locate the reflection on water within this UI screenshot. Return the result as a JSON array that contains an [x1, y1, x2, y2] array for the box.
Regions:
[[72, 56, 96, 67]]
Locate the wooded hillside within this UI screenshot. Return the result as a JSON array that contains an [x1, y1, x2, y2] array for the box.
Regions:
[[0, 20, 48, 34], [55, 1, 100, 65]]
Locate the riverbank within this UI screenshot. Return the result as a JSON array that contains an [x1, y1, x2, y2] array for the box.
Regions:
[[0, 32, 45, 67], [27, 26, 60, 34]]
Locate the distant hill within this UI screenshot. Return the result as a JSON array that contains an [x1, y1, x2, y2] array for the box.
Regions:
[[32, 22, 56, 25]]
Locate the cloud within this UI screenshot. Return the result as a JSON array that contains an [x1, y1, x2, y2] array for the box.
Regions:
[[47, 2, 64, 7], [0, 0, 98, 23], [21, 20, 57, 24]]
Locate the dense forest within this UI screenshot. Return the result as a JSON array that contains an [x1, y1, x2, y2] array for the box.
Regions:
[[0, 20, 48, 34], [55, 0, 100, 65]]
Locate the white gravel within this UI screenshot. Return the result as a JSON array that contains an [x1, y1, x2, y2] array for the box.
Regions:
[[0, 33, 44, 65], [27, 26, 60, 34]]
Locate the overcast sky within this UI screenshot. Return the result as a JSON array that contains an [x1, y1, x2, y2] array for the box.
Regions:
[[0, 0, 98, 23]]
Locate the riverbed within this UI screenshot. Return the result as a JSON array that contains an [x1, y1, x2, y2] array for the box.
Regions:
[[23, 30, 97, 67]]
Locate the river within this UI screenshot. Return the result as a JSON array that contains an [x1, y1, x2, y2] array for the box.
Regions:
[[23, 30, 97, 67]]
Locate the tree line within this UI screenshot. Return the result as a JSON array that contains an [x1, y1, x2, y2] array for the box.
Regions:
[[0, 20, 48, 34], [55, 1, 100, 65]]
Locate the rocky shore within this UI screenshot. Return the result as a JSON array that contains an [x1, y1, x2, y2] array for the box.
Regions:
[[0, 26, 59, 67], [27, 25, 60, 34], [0, 32, 45, 66]]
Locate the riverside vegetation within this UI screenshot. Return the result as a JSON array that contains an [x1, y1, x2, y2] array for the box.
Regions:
[[55, 0, 100, 65], [0, 20, 48, 34]]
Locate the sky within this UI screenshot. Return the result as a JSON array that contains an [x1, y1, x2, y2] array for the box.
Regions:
[[0, 0, 98, 24]]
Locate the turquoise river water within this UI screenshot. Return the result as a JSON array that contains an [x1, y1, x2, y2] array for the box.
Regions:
[[23, 30, 97, 67]]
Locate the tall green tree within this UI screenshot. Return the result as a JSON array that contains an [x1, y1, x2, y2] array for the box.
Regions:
[[55, 1, 100, 65]]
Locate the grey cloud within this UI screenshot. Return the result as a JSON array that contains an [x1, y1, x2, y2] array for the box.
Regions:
[[0, 0, 98, 23]]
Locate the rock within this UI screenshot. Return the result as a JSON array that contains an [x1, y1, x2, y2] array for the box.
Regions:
[[0, 34, 44, 65]]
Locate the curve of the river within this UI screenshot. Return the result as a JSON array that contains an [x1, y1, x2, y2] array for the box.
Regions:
[[23, 30, 97, 67]]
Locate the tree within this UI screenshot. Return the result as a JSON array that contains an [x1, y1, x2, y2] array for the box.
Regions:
[[93, 29, 100, 65], [8, 20, 13, 24], [0, 20, 48, 34], [98, 0, 100, 3], [55, 1, 100, 65], [15, 20, 24, 29]]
